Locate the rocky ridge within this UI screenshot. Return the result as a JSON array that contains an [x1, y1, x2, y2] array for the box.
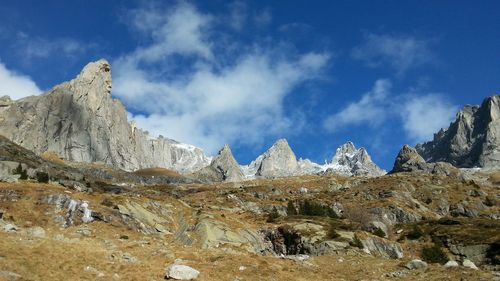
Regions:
[[416, 95, 500, 169], [0, 60, 211, 173]]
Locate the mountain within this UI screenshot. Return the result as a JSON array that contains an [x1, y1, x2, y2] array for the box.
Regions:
[[0, 60, 211, 173], [416, 95, 500, 169], [193, 144, 245, 182], [243, 140, 385, 179], [323, 141, 386, 176], [242, 139, 300, 179]]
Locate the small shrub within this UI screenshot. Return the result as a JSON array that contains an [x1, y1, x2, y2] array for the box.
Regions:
[[267, 207, 280, 223], [327, 223, 340, 239], [36, 171, 49, 183], [287, 201, 297, 216], [298, 200, 338, 218], [421, 245, 448, 264], [484, 196, 497, 207], [373, 227, 386, 238], [406, 225, 424, 240], [14, 163, 28, 180], [350, 235, 364, 249]]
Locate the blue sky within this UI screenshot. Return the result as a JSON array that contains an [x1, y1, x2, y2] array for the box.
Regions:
[[0, 0, 499, 170]]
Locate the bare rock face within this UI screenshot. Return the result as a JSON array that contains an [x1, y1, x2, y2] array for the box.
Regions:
[[254, 139, 300, 178], [326, 142, 386, 176], [416, 95, 500, 169], [391, 145, 459, 176], [191, 144, 245, 182], [0, 59, 210, 173]]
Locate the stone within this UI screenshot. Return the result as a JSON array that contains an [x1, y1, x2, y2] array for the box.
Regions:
[[405, 259, 428, 270], [2, 223, 18, 232], [27, 226, 46, 238], [0, 59, 211, 174], [444, 260, 459, 268], [416, 95, 500, 168], [462, 259, 479, 270], [0, 271, 22, 280], [361, 236, 403, 259], [165, 264, 200, 280]]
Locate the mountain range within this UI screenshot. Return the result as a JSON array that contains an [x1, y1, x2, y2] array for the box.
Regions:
[[0, 59, 499, 181]]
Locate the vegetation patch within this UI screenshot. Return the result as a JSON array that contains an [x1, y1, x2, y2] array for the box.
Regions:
[[421, 245, 449, 264]]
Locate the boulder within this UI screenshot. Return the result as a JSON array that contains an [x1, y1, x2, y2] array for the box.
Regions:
[[444, 260, 459, 268], [405, 259, 428, 270], [165, 264, 200, 280], [462, 259, 479, 270]]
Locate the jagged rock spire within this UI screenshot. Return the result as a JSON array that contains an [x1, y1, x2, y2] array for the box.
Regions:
[[210, 144, 245, 182], [255, 139, 299, 178]]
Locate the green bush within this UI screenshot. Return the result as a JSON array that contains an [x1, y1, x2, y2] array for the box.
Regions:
[[14, 163, 28, 180], [327, 223, 340, 239], [406, 225, 424, 240], [350, 235, 364, 249], [287, 201, 297, 216], [421, 245, 448, 264], [298, 200, 338, 218], [36, 171, 49, 183], [373, 227, 386, 238], [267, 207, 280, 223]]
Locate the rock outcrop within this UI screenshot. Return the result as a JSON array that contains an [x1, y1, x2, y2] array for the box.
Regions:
[[391, 145, 459, 176], [0, 60, 211, 173], [416, 95, 500, 169]]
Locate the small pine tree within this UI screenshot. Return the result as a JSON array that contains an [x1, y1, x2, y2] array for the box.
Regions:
[[421, 245, 449, 264], [287, 201, 297, 216], [267, 207, 280, 223], [14, 163, 28, 180]]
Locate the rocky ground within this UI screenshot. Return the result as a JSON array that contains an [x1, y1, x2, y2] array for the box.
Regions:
[[0, 166, 498, 280]]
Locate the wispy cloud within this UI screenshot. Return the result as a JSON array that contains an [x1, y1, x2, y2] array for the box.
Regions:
[[323, 79, 457, 143], [400, 94, 457, 142], [114, 2, 330, 154], [323, 79, 392, 131], [14, 32, 92, 60], [0, 60, 41, 100], [352, 33, 433, 75]]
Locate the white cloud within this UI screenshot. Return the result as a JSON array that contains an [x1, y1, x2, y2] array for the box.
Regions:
[[114, 2, 330, 154], [0, 60, 41, 100], [323, 79, 457, 143], [352, 33, 433, 75], [126, 2, 213, 62], [323, 79, 392, 131], [400, 95, 457, 142], [14, 32, 90, 60]]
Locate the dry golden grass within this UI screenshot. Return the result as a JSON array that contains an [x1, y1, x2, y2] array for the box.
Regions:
[[133, 167, 182, 177], [40, 151, 66, 166]]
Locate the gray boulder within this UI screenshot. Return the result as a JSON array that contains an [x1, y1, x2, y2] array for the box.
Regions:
[[165, 264, 200, 280], [405, 259, 428, 270]]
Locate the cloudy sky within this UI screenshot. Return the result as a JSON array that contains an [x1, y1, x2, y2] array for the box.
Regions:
[[0, 0, 498, 169]]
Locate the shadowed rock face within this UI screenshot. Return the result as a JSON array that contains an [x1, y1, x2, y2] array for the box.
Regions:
[[416, 95, 500, 168], [0, 60, 210, 173], [209, 144, 245, 182], [391, 145, 458, 176]]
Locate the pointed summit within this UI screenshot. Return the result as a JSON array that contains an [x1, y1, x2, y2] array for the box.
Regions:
[[255, 138, 299, 178], [391, 145, 426, 173], [327, 141, 385, 176], [210, 144, 245, 182]]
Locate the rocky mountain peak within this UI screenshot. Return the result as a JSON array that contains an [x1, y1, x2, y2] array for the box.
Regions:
[[255, 139, 299, 178], [416, 94, 500, 168], [391, 145, 426, 173], [210, 144, 244, 182], [0, 59, 211, 173], [326, 141, 385, 176]]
